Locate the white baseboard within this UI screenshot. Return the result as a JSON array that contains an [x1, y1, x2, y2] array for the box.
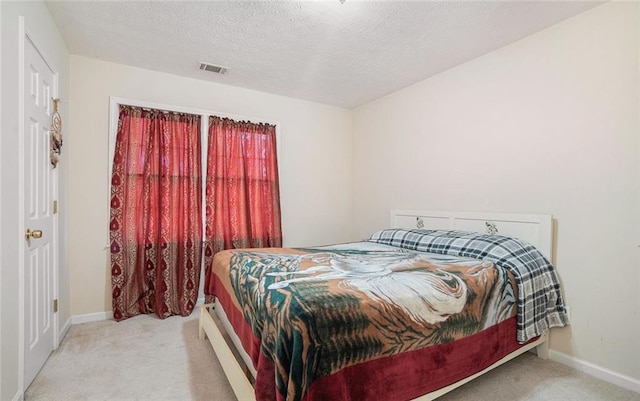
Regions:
[[59, 317, 72, 341], [11, 389, 22, 401], [70, 311, 114, 325], [70, 300, 205, 325], [549, 350, 640, 394]]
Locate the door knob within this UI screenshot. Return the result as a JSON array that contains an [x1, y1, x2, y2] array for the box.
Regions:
[[25, 229, 43, 240]]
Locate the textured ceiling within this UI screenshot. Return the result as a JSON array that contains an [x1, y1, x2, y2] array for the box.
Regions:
[[46, 1, 601, 108]]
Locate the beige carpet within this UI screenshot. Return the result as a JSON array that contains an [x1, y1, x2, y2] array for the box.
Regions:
[[26, 309, 639, 401]]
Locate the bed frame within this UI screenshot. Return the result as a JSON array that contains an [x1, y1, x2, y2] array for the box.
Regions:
[[199, 210, 554, 401]]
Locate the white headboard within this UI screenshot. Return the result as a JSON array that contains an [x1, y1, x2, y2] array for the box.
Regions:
[[390, 210, 553, 260]]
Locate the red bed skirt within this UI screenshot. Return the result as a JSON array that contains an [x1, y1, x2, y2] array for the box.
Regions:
[[213, 275, 536, 401]]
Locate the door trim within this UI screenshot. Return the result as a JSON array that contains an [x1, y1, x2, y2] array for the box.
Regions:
[[18, 16, 60, 393]]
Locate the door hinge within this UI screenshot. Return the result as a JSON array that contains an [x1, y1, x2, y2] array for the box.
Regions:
[[53, 299, 58, 313], [53, 200, 58, 214]]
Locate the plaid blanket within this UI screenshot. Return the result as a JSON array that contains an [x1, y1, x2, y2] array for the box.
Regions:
[[368, 229, 569, 342]]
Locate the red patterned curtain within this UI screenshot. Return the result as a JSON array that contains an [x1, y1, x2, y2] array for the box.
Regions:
[[204, 116, 282, 296], [110, 106, 202, 321]]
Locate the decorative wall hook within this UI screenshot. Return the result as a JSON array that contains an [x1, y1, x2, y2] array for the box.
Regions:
[[50, 98, 63, 168]]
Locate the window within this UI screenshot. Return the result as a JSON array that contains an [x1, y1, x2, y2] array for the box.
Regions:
[[108, 98, 282, 320]]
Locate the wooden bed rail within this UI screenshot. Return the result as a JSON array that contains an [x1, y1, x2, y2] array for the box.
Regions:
[[199, 303, 256, 401]]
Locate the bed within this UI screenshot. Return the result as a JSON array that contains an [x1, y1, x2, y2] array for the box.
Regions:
[[199, 210, 569, 401]]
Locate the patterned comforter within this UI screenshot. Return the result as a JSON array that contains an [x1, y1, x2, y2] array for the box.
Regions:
[[210, 242, 521, 401], [368, 229, 570, 342]]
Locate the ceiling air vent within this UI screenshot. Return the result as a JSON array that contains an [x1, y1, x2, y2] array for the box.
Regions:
[[198, 62, 229, 75]]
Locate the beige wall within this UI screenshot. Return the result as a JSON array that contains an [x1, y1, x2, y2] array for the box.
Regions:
[[1, 1, 70, 399], [353, 2, 639, 381], [67, 56, 353, 316]]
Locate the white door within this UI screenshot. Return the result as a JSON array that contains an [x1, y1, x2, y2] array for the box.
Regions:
[[23, 34, 57, 389]]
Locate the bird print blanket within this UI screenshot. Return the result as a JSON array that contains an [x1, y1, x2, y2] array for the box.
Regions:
[[212, 242, 518, 401]]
